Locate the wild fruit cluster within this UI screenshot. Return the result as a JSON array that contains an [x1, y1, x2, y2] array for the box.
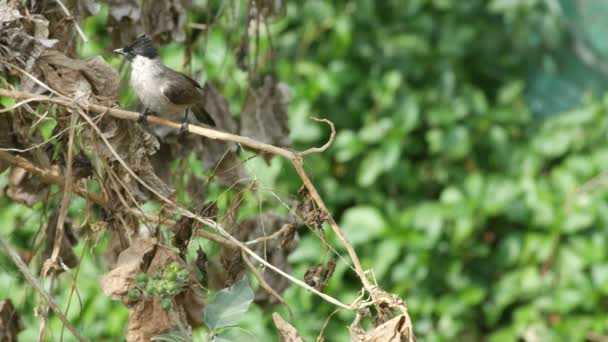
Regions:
[[128, 262, 190, 311]]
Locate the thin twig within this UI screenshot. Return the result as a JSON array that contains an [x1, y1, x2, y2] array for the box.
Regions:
[[0, 151, 106, 206], [52, 0, 88, 43], [0, 235, 90, 342], [300, 118, 336, 155], [244, 222, 294, 245], [44, 111, 77, 276]]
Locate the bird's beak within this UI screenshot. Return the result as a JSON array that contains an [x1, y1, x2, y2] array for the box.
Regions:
[[113, 48, 127, 56]]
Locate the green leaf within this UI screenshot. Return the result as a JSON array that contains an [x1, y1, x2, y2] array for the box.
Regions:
[[340, 206, 386, 246], [204, 276, 254, 331], [151, 331, 191, 342], [212, 327, 258, 342]]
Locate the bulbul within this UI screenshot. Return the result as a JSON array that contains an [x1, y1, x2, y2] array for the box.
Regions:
[[113, 34, 213, 132]]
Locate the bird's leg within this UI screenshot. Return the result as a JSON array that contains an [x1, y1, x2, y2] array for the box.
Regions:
[[180, 109, 190, 134], [138, 108, 151, 125]]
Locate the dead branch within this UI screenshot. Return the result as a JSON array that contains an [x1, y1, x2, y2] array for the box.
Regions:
[[0, 151, 106, 206]]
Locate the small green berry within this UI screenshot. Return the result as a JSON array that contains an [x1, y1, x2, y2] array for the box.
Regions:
[[169, 262, 180, 272], [167, 282, 180, 294], [145, 283, 156, 296], [165, 270, 177, 281], [177, 269, 189, 281], [161, 298, 172, 311], [128, 288, 141, 301], [136, 273, 148, 284]]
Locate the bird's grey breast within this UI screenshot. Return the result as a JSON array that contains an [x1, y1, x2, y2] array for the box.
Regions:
[[130, 56, 182, 116]]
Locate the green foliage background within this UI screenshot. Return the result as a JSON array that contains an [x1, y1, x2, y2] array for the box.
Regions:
[[3, 0, 608, 341]]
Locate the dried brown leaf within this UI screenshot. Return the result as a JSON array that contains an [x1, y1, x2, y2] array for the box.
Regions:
[[36, 50, 120, 101], [297, 186, 328, 229], [0, 299, 23, 342], [108, 0, 141, 48], [141, 0, 187, 43], [240, 76, 291, 156], [76, 0, 101, 17], [272, 312, 304, 342], [6, 166, 50, 206], [350, 314, 413, 342], [100, 237, 157, 302], [126, 298, 184, 342], [303, 260, 335, 292]]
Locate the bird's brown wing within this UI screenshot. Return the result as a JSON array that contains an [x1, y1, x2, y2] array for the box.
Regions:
[[160, 69, 202, 106], [159, 68, 215, 126]]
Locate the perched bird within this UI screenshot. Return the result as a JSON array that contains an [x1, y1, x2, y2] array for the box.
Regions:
[[113, 34, 213, 132]]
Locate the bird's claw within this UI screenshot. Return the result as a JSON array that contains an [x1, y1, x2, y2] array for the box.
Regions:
[[138, 111, 149, 125], [179, 122, 189, 134]]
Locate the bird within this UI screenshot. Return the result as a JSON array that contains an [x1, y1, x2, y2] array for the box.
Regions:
[[113, 34, 213, 133]]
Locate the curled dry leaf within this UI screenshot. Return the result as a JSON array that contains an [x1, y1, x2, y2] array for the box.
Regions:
[[36, 50, 120, 101], [100, 237, 157, 302], [272, 312, 303, 342], [297, 186, 328, 229], [6, 166, 50, 206], [0, 0, 57, 93], [240, 76, 291, 158], [0, 299, 23, 342], [141, 0, 187, 43], [75, 0, 101, 17], [349, 314, 414, 342], [126, 298, 187, 342], [303, 260, 335, 292], [43, 208, 79, 271], [108, 0, 141, 48], [108, 0, 189, 48]]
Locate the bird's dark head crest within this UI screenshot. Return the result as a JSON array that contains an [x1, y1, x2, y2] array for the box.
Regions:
[[118, 34, 159, 60]]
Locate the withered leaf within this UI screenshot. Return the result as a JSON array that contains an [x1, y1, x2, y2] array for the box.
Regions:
[[100, 237, 157, 302], [108, 0, 141, 48], [272, 313, 303, 342], [240, 76, 291, 155], [76, 0, 101, 17], [349, 314, 414, 342], [0, 299, 23, 342], [303, 260, 335, 292], [126, 298, 185, 342], [36, 50, 120, 101], [6, 166, 50, 206], [297, 186, 328, 229], [141, 0, 187, 43]]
